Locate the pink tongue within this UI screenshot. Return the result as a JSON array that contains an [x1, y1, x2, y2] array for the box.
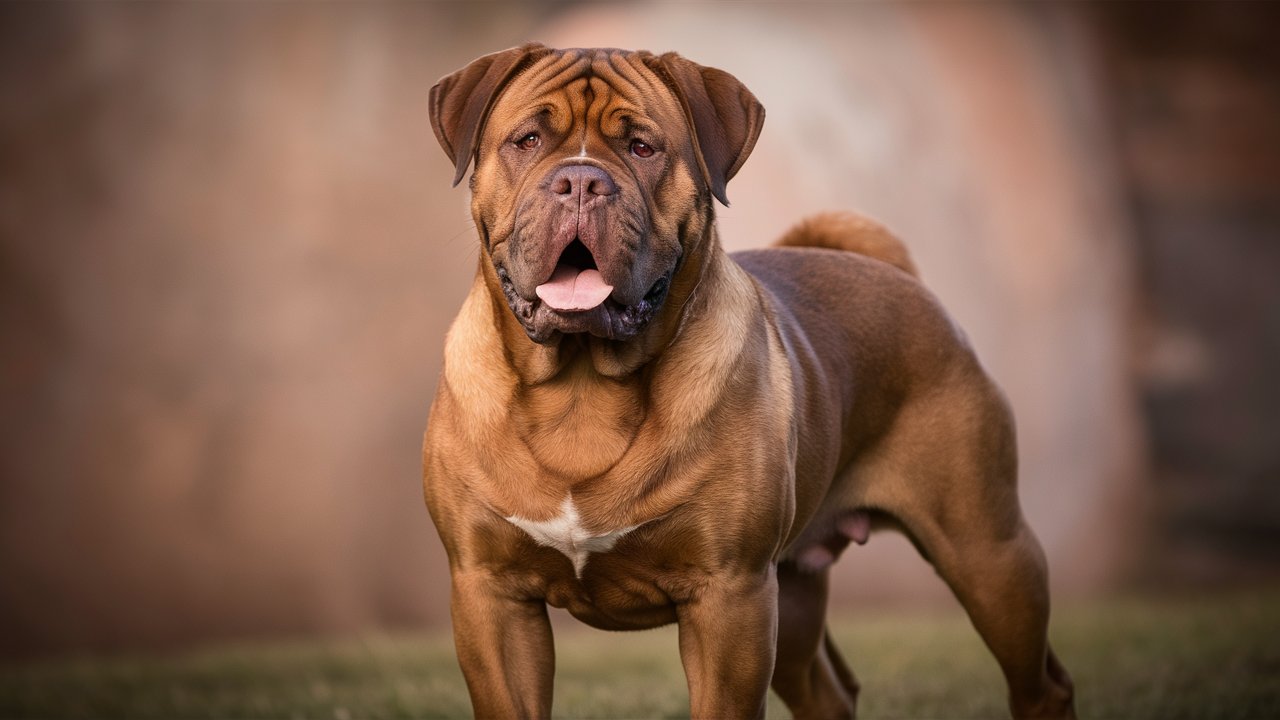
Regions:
[[535, 264, 614, 311]]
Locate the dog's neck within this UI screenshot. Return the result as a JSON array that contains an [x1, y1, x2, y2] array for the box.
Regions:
[[442, 225, 761, 485]]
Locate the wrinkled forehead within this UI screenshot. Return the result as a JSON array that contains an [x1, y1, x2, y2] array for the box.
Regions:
[[488, 48, 686, 137]]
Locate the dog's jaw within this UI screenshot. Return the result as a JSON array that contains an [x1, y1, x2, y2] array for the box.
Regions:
[[496, 263, 673, 344]]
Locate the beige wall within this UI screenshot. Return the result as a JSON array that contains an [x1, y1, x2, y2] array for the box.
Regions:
[[0, 2, 1145, 656]]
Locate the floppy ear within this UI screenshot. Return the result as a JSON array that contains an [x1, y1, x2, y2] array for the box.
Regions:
[[430, 43, 551, 186], [647, 52, 765, 206]]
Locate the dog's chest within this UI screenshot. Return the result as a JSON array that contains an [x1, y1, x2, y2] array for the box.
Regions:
[[504, 496, 639, 577]]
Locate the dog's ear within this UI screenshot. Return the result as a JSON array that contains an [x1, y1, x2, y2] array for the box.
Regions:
[[430, 43, 551, 187], [647, 52, 765, 206]]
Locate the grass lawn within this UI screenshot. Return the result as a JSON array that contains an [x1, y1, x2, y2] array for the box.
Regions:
[[2, 589, 1277, 719]]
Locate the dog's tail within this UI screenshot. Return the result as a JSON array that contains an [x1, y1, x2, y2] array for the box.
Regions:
[[775, 211, 918, 278]]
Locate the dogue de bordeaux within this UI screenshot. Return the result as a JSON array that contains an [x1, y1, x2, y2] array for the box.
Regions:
[[422, 43, 1076, 719]]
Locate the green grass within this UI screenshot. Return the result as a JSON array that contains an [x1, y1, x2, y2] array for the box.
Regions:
[[3, 590, 1278, 719]]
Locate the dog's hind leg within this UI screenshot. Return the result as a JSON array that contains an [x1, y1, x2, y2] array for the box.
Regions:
[[869, 378, 1077, 720], [771, 562, 858, 719], [922, 519, 1076, 720]]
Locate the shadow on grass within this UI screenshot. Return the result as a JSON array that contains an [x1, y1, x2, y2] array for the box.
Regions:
[[2, 589, 1278, 719]]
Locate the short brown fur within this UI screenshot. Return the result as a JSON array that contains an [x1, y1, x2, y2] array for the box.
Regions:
[[424, 44, 1076, 719]]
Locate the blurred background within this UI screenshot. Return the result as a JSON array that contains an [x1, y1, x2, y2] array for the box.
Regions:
[[1, 1, 1276, 659]]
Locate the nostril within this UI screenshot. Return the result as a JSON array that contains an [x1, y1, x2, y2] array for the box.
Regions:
[[549, 165, 616, 199], [586, 175, 616, 196]]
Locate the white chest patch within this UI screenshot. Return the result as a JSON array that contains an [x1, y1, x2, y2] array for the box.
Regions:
[[505, 497, 637, 577]]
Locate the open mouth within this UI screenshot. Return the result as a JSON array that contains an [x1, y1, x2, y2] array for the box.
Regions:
[[495, 240, 672, 343], [534, 239, 614, 312]]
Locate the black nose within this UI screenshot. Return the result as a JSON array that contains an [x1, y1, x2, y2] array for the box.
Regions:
[[548, 164, 617, 204]]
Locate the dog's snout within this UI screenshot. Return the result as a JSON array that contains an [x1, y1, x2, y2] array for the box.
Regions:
[[549, 164, 617, 203]]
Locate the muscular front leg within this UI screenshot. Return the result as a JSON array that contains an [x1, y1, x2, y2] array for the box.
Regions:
[[450, 569, 554, 718], [677, 566, 779, 719]]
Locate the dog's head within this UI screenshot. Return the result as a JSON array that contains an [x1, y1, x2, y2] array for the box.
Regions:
[[430, 44, 763, 345]]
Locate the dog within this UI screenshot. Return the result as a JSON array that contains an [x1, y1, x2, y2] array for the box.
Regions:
[[423, 43, 1076, 719]]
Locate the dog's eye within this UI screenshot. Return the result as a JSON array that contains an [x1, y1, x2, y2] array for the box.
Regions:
[[515, 133, 541, 151], [630, 140, 655, 158]]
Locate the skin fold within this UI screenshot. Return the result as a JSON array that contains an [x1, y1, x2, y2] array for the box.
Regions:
[[423, 44, 1076, 719]]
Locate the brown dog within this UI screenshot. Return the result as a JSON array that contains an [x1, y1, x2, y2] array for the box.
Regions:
[[423, 43, 1076, 719]]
